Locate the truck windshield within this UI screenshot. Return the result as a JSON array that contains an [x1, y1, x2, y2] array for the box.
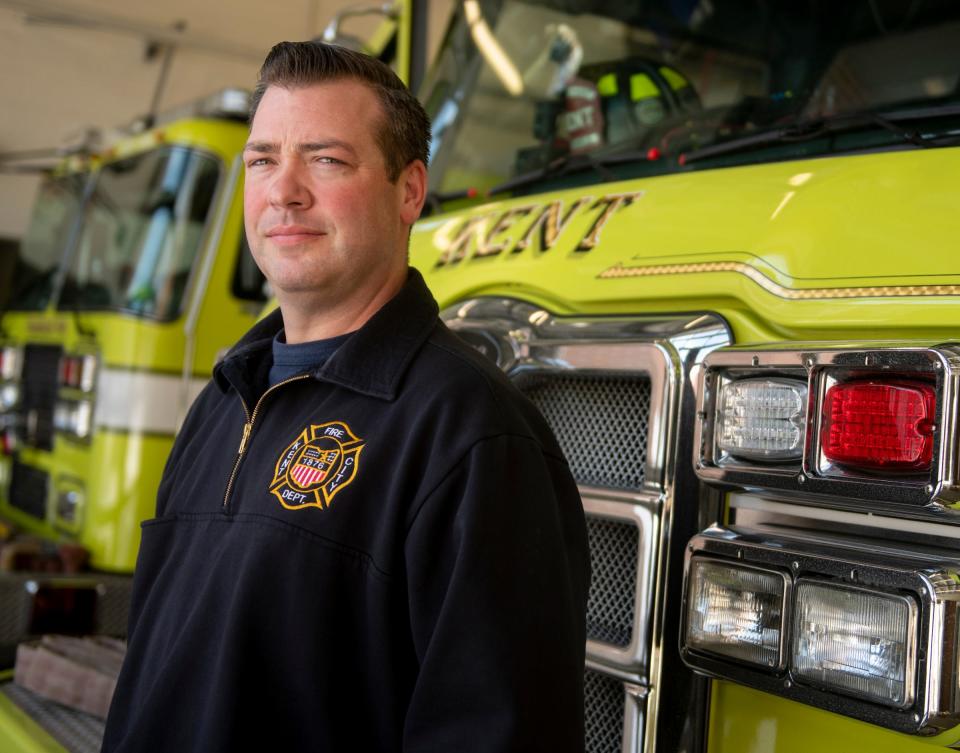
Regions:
[[6, 172, 88, 311], [422, 0, 960, 197], [58, 146, 220, 320]]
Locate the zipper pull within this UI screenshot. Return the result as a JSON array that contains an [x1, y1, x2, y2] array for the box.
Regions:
[[238, 422, 252, 455]]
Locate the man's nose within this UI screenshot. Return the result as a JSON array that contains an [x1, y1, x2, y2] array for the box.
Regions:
[[268, 160, 312, 208]]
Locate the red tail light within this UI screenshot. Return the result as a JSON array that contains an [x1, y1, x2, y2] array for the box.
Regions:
[[60, 356, 76, 387], [821, 380, 936, 471]]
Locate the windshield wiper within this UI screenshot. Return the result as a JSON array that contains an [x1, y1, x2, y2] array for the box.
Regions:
[[682, 103, 960, 165], [422, 186, 481, 216], [422, 152, 629, 212], [484, 151, 649, 198]]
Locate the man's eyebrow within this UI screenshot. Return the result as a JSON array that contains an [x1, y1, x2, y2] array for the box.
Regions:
[[243, 141, 277, 153], [297, 140, 358, 156], [242, 140, 357, 155]]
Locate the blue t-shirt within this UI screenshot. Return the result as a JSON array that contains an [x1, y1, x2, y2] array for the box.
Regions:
[[268, 330, 353, 385]]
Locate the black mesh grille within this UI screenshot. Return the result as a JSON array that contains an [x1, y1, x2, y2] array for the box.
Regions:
[[519, 373, 651, 490], [0, 576, 31, 644], [9, 460, 48, 519], [93, 575, 134, 637], [585, 514, 639, 647], [0, 573, 132, 646], [19, 344, 62, 450], [585, 669, 625, 753], [1, 682, 105, 753]]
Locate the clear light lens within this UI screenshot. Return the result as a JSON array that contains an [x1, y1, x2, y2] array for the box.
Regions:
[[73, 401, 92, 438], [685, 559, 787, 668], [57, 488, 84, 525], [79, 355, 98, 392], [0, 383, 18, 411], [716, 377, 807, 461], [1, 346, 21, 381], [792, 581, 916, 707], [54, 400, 93, 439]]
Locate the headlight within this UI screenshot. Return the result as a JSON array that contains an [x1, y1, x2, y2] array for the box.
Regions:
[[54, 400, 93, 439], [681, 527, 955, 736], [685, 558, 788, 669], [792, 580, 917, 707], [0, 383, 18, 411]]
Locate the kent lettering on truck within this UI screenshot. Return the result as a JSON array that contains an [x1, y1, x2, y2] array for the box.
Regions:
[[411, 1, 960, 751]]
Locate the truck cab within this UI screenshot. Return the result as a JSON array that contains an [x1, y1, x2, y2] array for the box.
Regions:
[[413, 1, 960, 750]]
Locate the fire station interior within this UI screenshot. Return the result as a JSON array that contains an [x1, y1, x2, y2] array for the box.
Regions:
[[3, 1, 960, 752]]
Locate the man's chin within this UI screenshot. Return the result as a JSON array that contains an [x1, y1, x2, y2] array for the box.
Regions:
[[271, 276, 341, 299]]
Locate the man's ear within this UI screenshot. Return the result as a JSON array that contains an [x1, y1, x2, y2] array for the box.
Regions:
[[398, 160, 428, 226]]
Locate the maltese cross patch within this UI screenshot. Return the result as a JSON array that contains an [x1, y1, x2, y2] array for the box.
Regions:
[[270, 421, 365, 510]]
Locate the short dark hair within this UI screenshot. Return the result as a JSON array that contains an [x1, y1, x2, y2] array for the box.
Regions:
[[250, 41, 430, 182]]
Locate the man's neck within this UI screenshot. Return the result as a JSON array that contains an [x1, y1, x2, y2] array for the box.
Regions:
[[278, 272, 406, 344]]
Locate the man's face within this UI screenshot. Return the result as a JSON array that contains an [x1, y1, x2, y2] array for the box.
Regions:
[[243, 80, 416, 314]]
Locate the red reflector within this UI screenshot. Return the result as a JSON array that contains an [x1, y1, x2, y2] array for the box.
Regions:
[[822, 381, 936, 470], [61, 356, 80, 387]]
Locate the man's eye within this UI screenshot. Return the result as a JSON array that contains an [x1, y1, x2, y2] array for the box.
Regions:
[[247, 157, 272, 168], [316, 157, 343, 165]]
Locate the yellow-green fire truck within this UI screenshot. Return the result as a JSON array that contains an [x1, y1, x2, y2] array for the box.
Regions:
[[409, 0, 960, 751], [0, 90, 269, 744]]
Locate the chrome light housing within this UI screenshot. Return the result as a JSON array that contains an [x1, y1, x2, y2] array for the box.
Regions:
[[693, 345, 960, 517], [681, 526, 960, 735]]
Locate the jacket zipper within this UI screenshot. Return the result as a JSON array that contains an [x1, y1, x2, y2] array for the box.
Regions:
[[222, 374, 312, 510]]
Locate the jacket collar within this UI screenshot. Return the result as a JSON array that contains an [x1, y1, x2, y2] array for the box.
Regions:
[[214, 268, 439, 405]]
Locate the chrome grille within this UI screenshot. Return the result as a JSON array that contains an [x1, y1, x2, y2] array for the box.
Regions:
[[585, 668, 624, 753], [586, 514, 638, 647], [519, 373, 651, 490], [444, 301, 729, 753]]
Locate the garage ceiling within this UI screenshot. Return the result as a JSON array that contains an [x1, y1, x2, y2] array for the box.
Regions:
[[0, 0, 452, 238]]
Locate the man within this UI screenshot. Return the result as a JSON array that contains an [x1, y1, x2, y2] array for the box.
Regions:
[[103, 41, 589, 752]]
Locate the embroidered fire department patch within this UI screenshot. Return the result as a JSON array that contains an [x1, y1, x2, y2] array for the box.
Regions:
[[270, 421, 365, 510]]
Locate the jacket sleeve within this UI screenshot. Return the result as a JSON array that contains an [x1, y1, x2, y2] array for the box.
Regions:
[[403, 433, 589, 752]]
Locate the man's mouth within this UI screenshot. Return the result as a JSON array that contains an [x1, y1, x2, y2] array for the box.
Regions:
[[265, 225, 326, 245]]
